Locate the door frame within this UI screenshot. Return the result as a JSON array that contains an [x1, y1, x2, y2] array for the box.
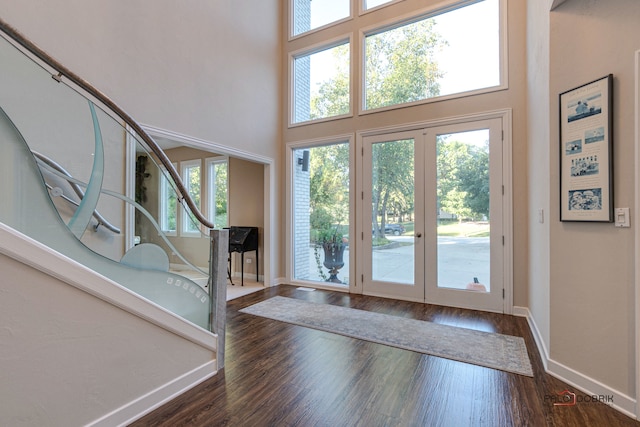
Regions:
[[354, 109, 513, 314]]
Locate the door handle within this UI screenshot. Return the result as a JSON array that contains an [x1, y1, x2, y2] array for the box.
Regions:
[[415, 232, 422, 238]]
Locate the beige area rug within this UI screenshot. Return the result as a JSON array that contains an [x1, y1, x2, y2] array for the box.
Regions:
[[240, 296, 533, 377]]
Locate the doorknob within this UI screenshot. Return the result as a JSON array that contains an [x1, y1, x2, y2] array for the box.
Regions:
[[415, 232, 422, 238]]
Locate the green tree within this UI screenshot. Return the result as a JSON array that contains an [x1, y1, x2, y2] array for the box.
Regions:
[[309, 18, 446, 234], [309, 44, 350, 120], [437, 139, 489, 221], [214, 162, 228, 226], [365, 19, 446, 110], [308, 143, 350, 240], [372, 139, 414, 238]]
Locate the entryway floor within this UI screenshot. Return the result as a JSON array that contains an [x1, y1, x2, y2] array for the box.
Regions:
[[227, 279, 263, 301]]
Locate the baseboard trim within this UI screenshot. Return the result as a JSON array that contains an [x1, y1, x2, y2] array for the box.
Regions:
[[273, 277, 288, 286], [514, 306, 637, 419], [546, 358, 636, 418], [513, 306, 549, 370], [88, 360, 217, 427]]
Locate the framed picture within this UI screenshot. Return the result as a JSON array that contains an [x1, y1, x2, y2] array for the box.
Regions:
[[559, 74, 613, 222]]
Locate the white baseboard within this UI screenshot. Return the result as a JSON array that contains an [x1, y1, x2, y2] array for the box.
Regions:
[[513, 306, 549, 371], [273, 277, 287, 286], [88, 360, 217, 427], [514, 306, 637, 419], [547, 358, 636, 418]]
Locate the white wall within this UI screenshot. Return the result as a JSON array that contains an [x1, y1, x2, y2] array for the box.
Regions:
[[0, 249, 214, 426], [547, 0, 638, 399], [0, 0, 281, 160], [526, 0, 552, 358], [0, 0, 282, 281]]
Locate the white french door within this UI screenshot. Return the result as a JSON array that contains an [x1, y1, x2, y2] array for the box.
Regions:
[[360, 118, 505, 312]]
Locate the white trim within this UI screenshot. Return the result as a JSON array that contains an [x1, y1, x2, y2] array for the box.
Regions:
[[0, 223, 217, 351], [546, 359, 636, 419], [88, 360, 217, 427], [141, 124, 274, 166], [635, 49, 640, 421], [517, 306, 636, 419], [358, 108, 513, 138], [513, 306, 549, 370], [502, 109, 514, 315]]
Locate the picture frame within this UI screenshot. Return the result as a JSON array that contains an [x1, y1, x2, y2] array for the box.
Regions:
[[559, 74, 613, 222]]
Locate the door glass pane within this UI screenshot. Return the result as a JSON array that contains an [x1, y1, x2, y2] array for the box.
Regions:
[[436, 130, 490, 291], [292, 143, 350, 285], [371, 139, 414, 284]]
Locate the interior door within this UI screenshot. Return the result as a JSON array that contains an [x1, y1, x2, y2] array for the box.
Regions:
[[361, 118, 504, 312]]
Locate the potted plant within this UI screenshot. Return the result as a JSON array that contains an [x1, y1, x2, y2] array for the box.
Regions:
[[316, 225, 346, 283], [311, 207, 346, 283]]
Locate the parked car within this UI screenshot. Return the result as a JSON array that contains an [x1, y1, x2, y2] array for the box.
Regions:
[[373, 223, 405, 236], [385, 223, 405, 236]]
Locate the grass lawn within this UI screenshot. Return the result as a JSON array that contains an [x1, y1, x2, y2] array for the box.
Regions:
[[436, 221, 490, 237], [394, 221, 489, 237]]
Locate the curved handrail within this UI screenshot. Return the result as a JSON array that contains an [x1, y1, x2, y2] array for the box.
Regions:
[[0, 18, 214, 230]]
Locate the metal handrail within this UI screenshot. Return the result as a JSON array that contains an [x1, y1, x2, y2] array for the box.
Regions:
[[0, 17, 214, 230]]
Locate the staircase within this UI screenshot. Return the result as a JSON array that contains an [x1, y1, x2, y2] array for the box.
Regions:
[[0, 18, 227, 426]]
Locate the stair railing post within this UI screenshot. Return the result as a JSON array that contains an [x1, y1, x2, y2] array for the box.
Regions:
[[209, 228, 228, 369]]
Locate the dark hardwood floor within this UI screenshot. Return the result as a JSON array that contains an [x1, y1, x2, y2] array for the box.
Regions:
[[131, 285, 639, 426]]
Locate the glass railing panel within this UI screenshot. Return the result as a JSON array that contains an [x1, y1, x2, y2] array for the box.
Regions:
[[0, 28, 216, 331], [132, 139, 211, 288]]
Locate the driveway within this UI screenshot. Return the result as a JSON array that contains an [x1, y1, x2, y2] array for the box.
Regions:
[[305, 236, 490, 290]]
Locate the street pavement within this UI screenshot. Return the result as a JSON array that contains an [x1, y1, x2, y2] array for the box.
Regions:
[[303, 235, 490, 290]]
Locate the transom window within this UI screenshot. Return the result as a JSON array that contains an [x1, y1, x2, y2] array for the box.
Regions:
[[292, 0, 350, 37], [289, 0, 502, 125], [363, 0, 396, 11], [292, 40, 351, 124], [364, 0, 501, 111]]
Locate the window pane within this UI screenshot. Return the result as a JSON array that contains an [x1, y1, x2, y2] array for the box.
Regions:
[[364, 0, 394, 10], [293, 143, 349, 285], [208, 159, 228, 228], [364, 0, 500, 111], [293, 42, 350, 124], [160, 171, 177, 233], [292, 0, 350, 37], [183, 163, 201, 234]]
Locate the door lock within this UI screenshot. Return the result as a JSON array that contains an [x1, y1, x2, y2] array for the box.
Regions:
[[415, 232, 422, 238]]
